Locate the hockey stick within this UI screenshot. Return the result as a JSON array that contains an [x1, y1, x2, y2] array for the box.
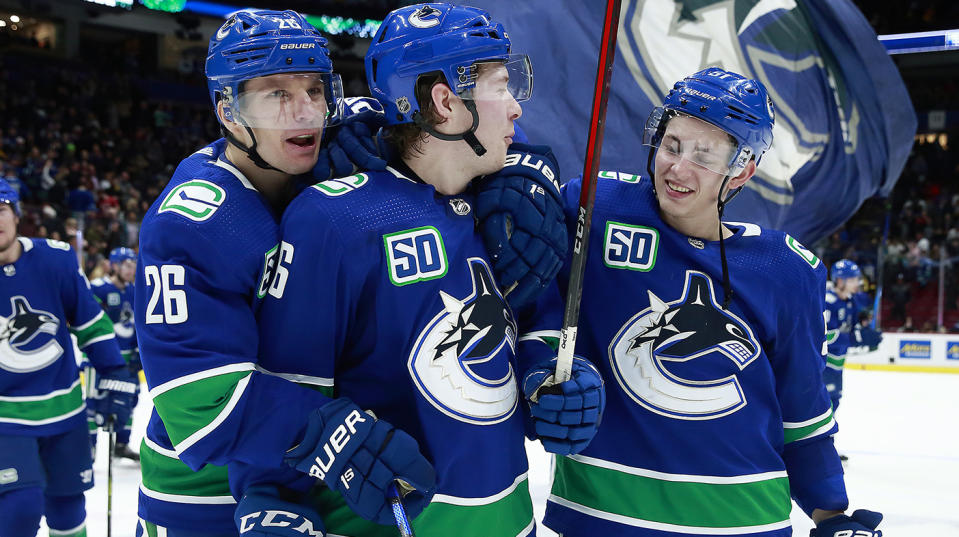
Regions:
[[555, 0, 624, 384], [106, 416, 116, 537], [388, 482, 415, 537]]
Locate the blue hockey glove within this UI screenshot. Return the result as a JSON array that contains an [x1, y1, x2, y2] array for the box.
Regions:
[[475, 143, 567, 311], [315, 97, 388, 180], [810, 509, 882, 536], [284, 398, 436, 525], [522, 357, 605, 455], [91, 367, 139, 432], [235, 485, 325, 536]]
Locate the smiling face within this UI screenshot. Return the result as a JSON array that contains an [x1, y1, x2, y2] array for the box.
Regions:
[[653, 115, 755, 239], [221, 73, 331, 175]]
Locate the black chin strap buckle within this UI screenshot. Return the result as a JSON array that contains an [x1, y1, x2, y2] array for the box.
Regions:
[[412, 100, 487, 157]]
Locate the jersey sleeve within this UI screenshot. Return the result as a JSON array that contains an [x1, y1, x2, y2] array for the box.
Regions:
[[254, 194, 352, 401], [228, 194, 354, 495], [136, 215, 332, 471], [59, 247, 125, 372], [769, 252, 847, 514]]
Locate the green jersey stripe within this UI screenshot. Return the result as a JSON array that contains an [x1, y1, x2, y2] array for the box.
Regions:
[[548, 494, 792, 535], [783, 408, 835, 444], [0, 379, 84, 425], [826, 354, 845, 368], [72, 312, 115, 349], [783, 408, 832, 429], [314, 474, 535, 537], [551, 456, 791, 529], [140, 441, 233, 499], [152, 370, 252, 451], [48, 521, 86, 536], [149, 362, 255, 397]]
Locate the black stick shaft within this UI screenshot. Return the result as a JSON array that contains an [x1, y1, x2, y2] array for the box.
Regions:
[[556, 0, 624, 383]]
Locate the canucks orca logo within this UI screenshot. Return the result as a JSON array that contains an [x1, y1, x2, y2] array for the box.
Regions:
[[621, 0, 859, 205], [409, 5, 443, 28], [114, 302, 135, 339], [408, 257, 518, 425], [0, 296, 64, 373], [609, 271, 761, 420]]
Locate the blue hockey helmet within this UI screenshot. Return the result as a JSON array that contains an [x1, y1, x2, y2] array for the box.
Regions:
[[366, 3, 532, 126], [831, 259, 861, 282], [0, 178, 21, 217], [644, 67, 775, 175], [109, 247, 136, 265], [205, 10, 343, 128]]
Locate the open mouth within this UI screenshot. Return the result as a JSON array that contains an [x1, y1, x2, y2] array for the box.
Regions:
[[666, 180, 694, 194], [286, 133, 317, 148]]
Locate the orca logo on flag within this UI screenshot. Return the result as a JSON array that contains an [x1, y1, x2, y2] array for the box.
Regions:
[[0, 296, 63, 373]]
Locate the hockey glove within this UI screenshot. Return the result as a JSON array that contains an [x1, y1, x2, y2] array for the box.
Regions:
[[522, 357, 605, 455], [90, 367, 139, 432], [284, 398, 436, 526], [475, 143, 567, 311], [810, 509, 883, 537], [235, 485, 326, 536], [315, 97, 388, 180]]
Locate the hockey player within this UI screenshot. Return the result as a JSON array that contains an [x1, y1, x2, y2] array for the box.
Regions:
[[228, 4, 604, 536], [824, 259, 861, 413], [134, 10, 386, 537], [824, 259, 862, 463], [505, 69, 883, 536], [88, 246, 141, 461], [0, 178, 138, 537]]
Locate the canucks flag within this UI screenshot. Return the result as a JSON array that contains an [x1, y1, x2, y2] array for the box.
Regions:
[[462, 0, 916, 244]]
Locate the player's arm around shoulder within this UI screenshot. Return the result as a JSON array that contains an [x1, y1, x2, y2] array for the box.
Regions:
[[137, 207, 335, 470]]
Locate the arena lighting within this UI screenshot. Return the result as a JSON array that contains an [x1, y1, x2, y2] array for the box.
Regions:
[[181, 1, 382, 37], [141, 0, 187, 13], [879, 29, 959, 54], [9, 14, 19, 22], [0, 20, 5, 27]]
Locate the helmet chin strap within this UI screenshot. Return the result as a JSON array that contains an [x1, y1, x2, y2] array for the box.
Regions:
[[650, 146, 742, 311], [716, 176, 745, 310], [412, 99, 487, 157], [222, 124, 285, 173]]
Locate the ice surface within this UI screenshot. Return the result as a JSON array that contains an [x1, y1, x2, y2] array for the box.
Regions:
[[64, 368, 958, 536]]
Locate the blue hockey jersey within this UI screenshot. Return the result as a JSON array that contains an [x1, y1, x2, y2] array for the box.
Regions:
[[90, 277, 137, 360], [0, 237, 125, 436], [524, 173, 845, 537], [134, 139, 332, 532], [824, 288, 857, 369], [244, 165, 535, 537]]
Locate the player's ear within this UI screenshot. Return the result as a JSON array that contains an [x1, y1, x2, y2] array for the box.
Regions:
[[429, 82, 457, 125], [727, 159, 757, 190], [216, 101, 246, 140]]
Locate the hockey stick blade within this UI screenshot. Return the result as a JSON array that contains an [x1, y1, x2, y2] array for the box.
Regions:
[[556, 0, 624, 384]]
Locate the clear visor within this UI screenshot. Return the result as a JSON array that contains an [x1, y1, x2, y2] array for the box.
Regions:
[[643, 107, 744, 177], [458, 54, 533, 104], [231, 72, 344, 129]]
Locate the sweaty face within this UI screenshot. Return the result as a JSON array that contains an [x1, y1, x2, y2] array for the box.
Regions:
[[231, 73, 331, 175], [0, 204, 18, 254], [462, 63, 523, 176], [653, 116, 741, 237]]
